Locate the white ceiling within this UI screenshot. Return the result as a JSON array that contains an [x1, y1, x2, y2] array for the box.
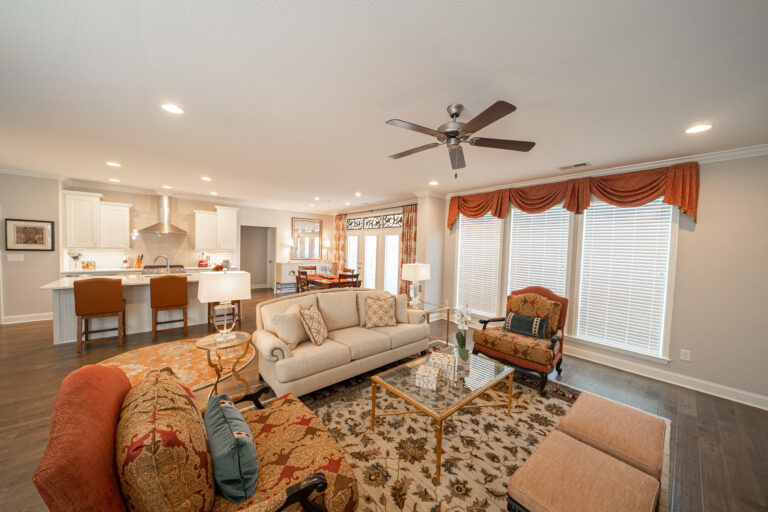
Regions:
[[1, 1, 767, 213]]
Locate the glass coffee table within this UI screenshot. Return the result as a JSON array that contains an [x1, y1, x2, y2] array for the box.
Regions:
[[370, 346, 514, 484]]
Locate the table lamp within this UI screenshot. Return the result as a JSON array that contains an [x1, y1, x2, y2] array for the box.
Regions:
[[401, 263, 430, 307], [198, 271, 251, 340]]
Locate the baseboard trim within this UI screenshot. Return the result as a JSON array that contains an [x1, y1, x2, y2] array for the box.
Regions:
[[1, 312, 53, 324], [251, 283, 269, 289], [564, 344, 768, 411]]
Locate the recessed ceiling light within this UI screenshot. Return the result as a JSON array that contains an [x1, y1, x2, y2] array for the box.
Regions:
[[209, 191, 218, 196], [310, 204, 315, 207], [429, 180, 439, 186], [355, 192, 362, 197], [162, 185, 172, 189], [314, 196, 320, 201], [161, 103, 184, 114], [106, 161, 121, 167], [345, 201, 350, 206], [685, 123, 712, 134], [108, 178, 120, 183], [201, 176, 212, 182]]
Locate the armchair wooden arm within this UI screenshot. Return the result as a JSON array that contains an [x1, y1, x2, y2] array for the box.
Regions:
[[235, 382, 273, 410], [550, 328, 563, 352], [280, 473, 328, 512], [478, 316, 505, 330]]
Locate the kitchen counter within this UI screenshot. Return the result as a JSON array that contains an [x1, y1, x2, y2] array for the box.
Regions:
[[59, 267, 234, 275], [42, 273, 202, 290]]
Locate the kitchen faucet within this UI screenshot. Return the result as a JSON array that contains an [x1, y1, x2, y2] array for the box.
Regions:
[[154, 255, 170, 274]]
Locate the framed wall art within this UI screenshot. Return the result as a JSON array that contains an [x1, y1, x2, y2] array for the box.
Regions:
[[4, 218, 55, 251]]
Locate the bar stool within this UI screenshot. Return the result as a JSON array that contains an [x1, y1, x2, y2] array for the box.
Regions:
[[73, 278, 125, 354], [150, 274, 188, 341], [207, 300, 242, 331]]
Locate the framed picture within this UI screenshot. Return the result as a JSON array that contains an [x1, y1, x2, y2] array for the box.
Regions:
[[4, 218, 55, 251], [291, 217, 322, 260]]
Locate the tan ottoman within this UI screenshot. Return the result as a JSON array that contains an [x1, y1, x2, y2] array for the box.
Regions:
[[507, 430, 659, 512], [557, 392, 666, 479]]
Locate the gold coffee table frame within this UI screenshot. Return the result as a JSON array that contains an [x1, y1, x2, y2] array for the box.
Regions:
[[196, 331, 254, 400], [370, 350, 514, 485]]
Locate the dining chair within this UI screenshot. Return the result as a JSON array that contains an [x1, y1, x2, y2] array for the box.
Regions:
[[296, 272, 311, 293], [298, 265, 317, 274], [339, 272, 359, 288], [342, 268, 356, 274]]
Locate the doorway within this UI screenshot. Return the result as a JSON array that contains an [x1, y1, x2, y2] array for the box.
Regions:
[[345, 229, 400, 295], [240, 226, 276, 290]]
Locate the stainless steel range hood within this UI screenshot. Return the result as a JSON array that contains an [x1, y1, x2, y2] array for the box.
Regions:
[[139, 195, 186, 235]]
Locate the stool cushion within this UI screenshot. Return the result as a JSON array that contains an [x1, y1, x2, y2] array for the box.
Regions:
[[557, 392, 666, 479], [150, 274, 188, 308], [74, 277, 124, 316], [473, 327, 555, 366], [508, 430, 659, 512]]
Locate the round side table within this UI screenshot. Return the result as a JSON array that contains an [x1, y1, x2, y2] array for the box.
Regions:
[[196, 331, 254, 400]]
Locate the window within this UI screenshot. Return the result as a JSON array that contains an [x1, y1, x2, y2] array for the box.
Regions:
[[363, 235, 377, 289], [507, 207, 570, 296], [346, 235, 358, 271], [455, 213, 503, 317], [383, 234, 400, 295], [576, 199, 674, 357]]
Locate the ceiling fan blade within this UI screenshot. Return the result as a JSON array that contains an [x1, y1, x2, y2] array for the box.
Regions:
[[449, 145, 466, 170], [388, 142, 440, 159], [386, 119, 444, 138], [460, 101, 517, 134], [469, 137, 535, 152]]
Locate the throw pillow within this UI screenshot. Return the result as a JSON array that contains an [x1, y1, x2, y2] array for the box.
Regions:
[[298, 304, 328, 345], [115, 368, 214, 512], [504, 312, 548, 339], [204, 395, 259, 504], [270, 304, 307, 349], [506, 293, 562, 338], [356, 290, 390, 326], [365, 296, 397, 328]]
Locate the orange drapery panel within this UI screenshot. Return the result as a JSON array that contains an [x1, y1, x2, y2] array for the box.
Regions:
[[446, 161, 699, 228]]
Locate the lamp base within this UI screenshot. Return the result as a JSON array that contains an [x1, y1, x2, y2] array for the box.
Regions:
[[213, 302, 237, 340]]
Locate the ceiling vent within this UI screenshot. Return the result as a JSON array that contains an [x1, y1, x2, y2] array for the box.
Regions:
[[558, 162, 590, 171]]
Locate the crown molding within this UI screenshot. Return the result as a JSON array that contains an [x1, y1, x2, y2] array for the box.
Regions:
[[445, 144, 768, 198], [0, 165, 63, 181]]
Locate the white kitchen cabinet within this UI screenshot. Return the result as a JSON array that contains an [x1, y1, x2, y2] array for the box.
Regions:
[[64, 192, 102, 248], [99, 202, 132, 248], [194, 210, 218, 250], [216, 206, 238, 250]]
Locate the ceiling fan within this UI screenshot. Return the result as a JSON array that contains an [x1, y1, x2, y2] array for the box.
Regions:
[[386, 101, 535, 171]]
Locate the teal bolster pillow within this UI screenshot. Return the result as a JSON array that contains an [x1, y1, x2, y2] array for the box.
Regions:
[[503, 312, 548, 339], [204, 395, 259, 503]]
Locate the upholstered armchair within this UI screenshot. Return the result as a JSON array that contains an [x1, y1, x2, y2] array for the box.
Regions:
[[472, 286, 568, 395]]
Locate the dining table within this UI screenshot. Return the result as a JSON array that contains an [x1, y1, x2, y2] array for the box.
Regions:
[[306, 273, 354, 289]]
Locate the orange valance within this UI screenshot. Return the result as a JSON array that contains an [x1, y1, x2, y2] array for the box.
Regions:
[[446, 162, 699, 228]]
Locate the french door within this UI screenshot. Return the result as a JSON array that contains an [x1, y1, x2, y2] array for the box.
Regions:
[[346, 229, 400, 294]]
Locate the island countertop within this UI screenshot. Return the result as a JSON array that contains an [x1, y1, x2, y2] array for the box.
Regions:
[[41, 273, 202, 290]]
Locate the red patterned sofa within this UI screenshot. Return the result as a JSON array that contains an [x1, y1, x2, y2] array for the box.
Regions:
[[33, 364, 358, 512], [472, 286, 568, 395]]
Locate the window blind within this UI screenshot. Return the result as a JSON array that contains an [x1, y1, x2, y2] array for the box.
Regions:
[[507, 206, 570, 296], [456, 213, 503, 317], [577, 199, 673, 357]]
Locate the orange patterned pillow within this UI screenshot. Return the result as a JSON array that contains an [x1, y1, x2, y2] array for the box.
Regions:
[[365, 296, 397, 328], [298, 304, 328, 345]]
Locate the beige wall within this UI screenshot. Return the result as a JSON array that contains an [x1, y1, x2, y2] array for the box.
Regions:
[[0, 174, 61, 321], [240, 226, 269, 287], [441, 154, 768, 401]]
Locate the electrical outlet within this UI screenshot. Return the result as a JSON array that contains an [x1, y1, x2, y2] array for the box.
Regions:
[[680, 349, 692, 362], [7, 253, 24, 262]]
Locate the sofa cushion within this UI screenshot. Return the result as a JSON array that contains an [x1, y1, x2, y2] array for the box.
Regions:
[[204, 395, 259, 504], [275, 340, 352, 382], [210, 394, 358, 512], [116, 368, 215, 512], [261, 294, 318, 335], [298, 304, 328, 345], [395, 294, 408, 323], [558, 392, 666, 479], [270, 304, 307, 349], [370, 322, 429, 349], [33, 365, 131, 512], [356, 290, 390, 326], [474, 326, 555, 366], [365, 296, 397, 328], [507, 293, 562, 339], [508, 430, 659, 512], [317, 291, 359, 331], [327, 326, 391, 360]]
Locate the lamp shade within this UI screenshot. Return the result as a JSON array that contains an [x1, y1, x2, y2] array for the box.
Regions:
[[197, 271, 251, 303], [401, 263, 430, 281]]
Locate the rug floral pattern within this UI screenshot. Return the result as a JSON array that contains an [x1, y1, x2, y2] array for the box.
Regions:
[[100, 339, 255, 391], [304, 375, 579, 512]]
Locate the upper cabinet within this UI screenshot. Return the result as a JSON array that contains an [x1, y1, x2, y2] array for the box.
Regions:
[[64, 192, 101, 248], [99, 202, 132, 248], [216, 206, 238, 250], [194, 210, 218, 250]]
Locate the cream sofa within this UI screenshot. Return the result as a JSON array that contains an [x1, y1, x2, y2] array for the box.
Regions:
[[254, 288, 429, 397]]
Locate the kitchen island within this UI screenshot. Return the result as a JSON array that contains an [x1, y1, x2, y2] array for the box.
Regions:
[[41, 274, 211, 344]]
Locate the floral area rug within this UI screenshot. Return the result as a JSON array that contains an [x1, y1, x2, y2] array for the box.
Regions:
[[100, 339, 255, 391], [303, 373, 579, 511]]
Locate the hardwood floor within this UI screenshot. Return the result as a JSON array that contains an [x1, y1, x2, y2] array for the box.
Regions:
[[1, 290, 766, 511]]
